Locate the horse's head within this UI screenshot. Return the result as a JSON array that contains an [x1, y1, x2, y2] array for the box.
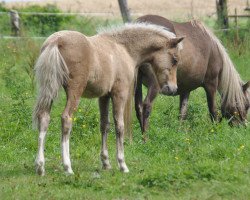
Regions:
[[222, 81, 250, 125], [240, 81, 250, 123], [145, 37, 184, 96]]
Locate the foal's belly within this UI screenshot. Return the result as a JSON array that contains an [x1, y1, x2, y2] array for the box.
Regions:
[[83, 82, 112, 98]]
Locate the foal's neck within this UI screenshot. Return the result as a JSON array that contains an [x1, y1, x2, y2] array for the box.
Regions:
[[102, 28, 168, 63]]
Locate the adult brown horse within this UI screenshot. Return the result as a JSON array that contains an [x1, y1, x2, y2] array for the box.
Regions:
[[33, 23, 184, 176], [135, 15, 250, 133]]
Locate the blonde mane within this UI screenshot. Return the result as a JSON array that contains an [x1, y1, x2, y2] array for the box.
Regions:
[[97, 22, 183, 51]]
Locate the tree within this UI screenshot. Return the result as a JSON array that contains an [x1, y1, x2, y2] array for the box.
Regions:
[[118, 0, 131, 23], [216, 0, 229, 29]]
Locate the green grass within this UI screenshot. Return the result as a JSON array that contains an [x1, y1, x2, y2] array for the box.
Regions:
[[1, 13, 250, 199]]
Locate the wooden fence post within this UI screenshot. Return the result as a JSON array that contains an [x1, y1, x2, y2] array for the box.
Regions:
[[234, 8, 239, 44], [216, 0, 229, 29], [9, 10, 20, 36], [118, 0, 131, 23]]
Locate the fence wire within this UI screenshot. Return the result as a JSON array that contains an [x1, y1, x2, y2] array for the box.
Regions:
[[0, 11, 249, 39]]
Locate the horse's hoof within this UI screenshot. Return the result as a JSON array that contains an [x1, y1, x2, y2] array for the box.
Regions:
[[142, 135, 148, 143]]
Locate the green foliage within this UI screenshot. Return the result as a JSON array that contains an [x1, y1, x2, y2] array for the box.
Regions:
[[18, 4, 73, 36], [0, 3, 120, 37], [0, 3, 10, 35]]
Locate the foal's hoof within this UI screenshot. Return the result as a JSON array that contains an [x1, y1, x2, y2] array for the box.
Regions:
[[65, 170, 74, 176], [64, 165, 74, 176], [102, 164, 112, 170], [65, 169, 74, 176], [120, 166, 129, 173], [36, 165, 45, 176]]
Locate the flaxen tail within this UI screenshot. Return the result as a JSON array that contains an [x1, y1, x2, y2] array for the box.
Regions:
[[33, 45, 69, 128]]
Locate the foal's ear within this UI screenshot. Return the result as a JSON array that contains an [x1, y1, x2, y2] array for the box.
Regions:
[[167, 36, 185, 48], [242, 81, 250, 93]]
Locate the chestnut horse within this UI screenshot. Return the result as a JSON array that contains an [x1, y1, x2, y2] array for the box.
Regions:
[[33, 23, 184, 175], [135, 15, 250, 133]]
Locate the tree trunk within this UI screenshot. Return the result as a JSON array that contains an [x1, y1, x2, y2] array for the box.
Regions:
[[118, 0, 131, 23], [216, 0, 229, 29]]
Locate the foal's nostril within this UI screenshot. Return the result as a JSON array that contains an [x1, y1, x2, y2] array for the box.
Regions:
[[161, 84, 178, 95], [173, 86, 178, 93]]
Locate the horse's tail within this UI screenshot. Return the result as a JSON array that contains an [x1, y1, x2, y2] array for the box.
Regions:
[[193, 20, 245, 111], [33, 44, 69, 128]]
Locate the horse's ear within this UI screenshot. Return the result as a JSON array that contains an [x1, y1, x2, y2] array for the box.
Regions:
[[242, 81, 250, 93], [167, 36, 185, 48]]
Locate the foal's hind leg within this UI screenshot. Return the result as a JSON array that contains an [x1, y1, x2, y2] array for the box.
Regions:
[[99, 96, 112, 170], [35, 109, 51, 176], [112, 91, 129, 173], [179, 92, 190, 120], [61, 85, 84, 175]]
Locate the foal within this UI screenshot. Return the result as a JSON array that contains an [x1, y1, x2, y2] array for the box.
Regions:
[[33, 23, 184, 175]]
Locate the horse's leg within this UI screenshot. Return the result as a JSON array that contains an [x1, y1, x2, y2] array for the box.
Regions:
[[204, 79, 218, 122], [99, 95, 112, 170], [179, 92, 190, 120], [61, 83, 84, 175], [112, 91, 129, 173], [135, 71, 143, 132], [142, 84, 158, 133], [35, 107, 51, 176]]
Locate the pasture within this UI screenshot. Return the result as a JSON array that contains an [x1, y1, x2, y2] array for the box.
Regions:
[[1, 6, 250, 200]]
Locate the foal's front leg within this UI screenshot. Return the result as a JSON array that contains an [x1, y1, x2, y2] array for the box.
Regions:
[[99, 96, 112, 170], [112, 92, 129, 173]]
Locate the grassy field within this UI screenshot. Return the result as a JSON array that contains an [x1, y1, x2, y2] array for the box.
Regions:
[[1, 7, 250, 200]]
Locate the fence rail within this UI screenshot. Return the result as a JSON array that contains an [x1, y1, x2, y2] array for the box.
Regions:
[[0, 11, 143, 17], [0, 26, 248, 40], [0, 9, 249, 39], [228, 14, 250, 18]]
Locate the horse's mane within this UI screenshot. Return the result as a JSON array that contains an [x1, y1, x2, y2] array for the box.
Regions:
[[98, 22, 175, 38], [192, 20, 246, 112]]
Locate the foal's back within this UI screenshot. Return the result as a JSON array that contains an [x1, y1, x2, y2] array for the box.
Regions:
[[43, 30, 133, 98]]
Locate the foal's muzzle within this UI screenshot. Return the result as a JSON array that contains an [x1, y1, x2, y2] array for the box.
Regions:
[[160, 83, 178, 95]]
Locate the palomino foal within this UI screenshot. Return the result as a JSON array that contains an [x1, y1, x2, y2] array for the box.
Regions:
[[33, 23, 184, 175]]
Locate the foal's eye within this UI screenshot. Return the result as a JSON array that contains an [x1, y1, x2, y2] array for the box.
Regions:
[[172, 57, 178, 66]]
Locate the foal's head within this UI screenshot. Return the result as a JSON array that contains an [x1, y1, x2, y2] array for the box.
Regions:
[[144, 37, 184, 95], [222, 81, 250, 125]]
